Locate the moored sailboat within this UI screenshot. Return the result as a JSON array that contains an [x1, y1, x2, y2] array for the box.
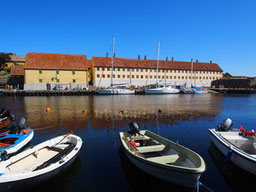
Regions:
[[144, 41, 179, 94], [97, 36, 135, 95]]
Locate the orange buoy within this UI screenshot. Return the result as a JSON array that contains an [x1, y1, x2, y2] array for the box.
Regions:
[[46, 107, 51, 112]]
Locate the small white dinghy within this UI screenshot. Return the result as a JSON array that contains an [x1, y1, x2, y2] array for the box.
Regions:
[[0, 133, 82, 191], [119, 122, 206, 188], [209, 118, 256, 175]]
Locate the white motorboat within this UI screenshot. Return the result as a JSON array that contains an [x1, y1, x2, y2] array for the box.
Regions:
[[0, 133, 82, 191], [119, 122, 206, 188], [144, 86, 179, 94], [180, 87, 195, 94], [97, 88, 135, 95], [209, 118, 256, 175]]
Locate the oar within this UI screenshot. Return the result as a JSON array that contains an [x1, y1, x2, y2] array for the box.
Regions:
[[122, 136, 145, 158], [51, 130, 74, 147]]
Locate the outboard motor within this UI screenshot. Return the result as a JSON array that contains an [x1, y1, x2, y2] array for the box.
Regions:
[[16, 118, 28, 133], [217, 118, 233, 131], [128, 121, 142, 136]]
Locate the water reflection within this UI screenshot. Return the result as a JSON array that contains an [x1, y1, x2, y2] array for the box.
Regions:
[[19, 95, 223, 135], [208, 143, 256, 192]]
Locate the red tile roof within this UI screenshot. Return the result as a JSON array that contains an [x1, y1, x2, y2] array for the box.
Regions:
[[10, 65, 24, 76], [25, 52, 90, 70], [92, 57, 223, 72]]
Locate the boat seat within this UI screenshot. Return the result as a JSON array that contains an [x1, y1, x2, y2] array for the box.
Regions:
[[147, 154, 180, 164], [136, 144, 165, 153]]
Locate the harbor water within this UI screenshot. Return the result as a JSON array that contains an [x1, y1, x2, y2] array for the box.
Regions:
[[1, 94, 256, 192]]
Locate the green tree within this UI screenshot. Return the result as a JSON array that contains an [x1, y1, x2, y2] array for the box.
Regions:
[[223, 72, 232, 79], [0, 52, 12, 70]]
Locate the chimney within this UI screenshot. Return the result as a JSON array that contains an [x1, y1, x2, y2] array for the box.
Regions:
[[106, 52, 108, 58], [210, 60, 212, 64], [166, 57, 168, 61], [172, 57, 174, 62], [138, 55, 140, 60], [144, 55, 147, 60], [113, 53, 115, 58]]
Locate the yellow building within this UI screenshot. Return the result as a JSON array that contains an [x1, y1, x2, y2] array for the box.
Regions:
[[92, 54, 223, 87], [24, 53, 90, 90], [4, 55, 25, 70]]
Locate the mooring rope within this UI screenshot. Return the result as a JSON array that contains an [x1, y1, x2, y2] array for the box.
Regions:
[[197, 181, 214, 192]]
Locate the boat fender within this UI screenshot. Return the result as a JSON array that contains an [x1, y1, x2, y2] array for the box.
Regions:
[[130, 141, 136, 147], [225, 149, 233, 162]]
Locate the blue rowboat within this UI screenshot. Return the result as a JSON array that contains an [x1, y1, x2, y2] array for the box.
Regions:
[[0, 118, 34, 160]]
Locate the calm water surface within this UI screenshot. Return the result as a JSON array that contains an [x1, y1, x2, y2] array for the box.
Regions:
[[1, 94, 256, 192]]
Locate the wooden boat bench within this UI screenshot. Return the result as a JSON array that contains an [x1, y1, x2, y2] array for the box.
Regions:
[[147, 154, 180, 164], [136, 144, 165, 153]]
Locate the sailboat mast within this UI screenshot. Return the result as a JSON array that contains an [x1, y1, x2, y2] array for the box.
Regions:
[[190, 58, 193, 87], [156, 41, 160, 85], [111, 36, 115, 87]]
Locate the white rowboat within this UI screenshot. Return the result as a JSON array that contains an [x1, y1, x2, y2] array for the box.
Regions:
[[119, 130, 206, 188], [0, 134, 82, 191], [209, 128, 256, 175]]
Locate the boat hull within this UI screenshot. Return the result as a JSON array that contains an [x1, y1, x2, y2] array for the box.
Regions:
[[123, 148, 201, 188], [0, 118, 10, 129], [144, 88, 179, 94], [209, 129, 256, 175], [97, 88, 135, 95]]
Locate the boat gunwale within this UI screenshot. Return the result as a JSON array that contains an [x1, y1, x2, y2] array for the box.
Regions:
[[208, 129, 256, 162], [119, 130, 206, 173]]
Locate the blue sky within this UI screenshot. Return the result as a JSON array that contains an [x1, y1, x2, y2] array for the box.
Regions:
[[1, 0, 256, 76]]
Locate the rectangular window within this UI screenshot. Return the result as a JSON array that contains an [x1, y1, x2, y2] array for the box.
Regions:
[[141, 69, 144, 72], [113, 68, 115, 71], [178, 76, 180, 79], [56, 79, 59, 83], [107, 68, 110, 71], [102, 74, 105, 78], [158, 76, 160, 79], [39, 79, 42, 83], [203, 77, 205, 79], [113, 75, 115, 78], [72, 71, 75, 75], [136, 69, 139, 72], [213, 77, 215, 79], [122, 75, 125, 78], [132, 69, 134, 72], [132, 75, 134, 78], [127, 75, 130, 78], [127, 68, 130, 71], [182, 76, 184, 79], [122, 68, 125, 71], [39, 70, 42, 74], [118, 68, 120, 71], [97, 74, 100, 78], [145, 69, 148, 72], [185, 76, 187, 79], [118, 75, 120, 78], [150, 75, 152, 79], [107, 74, 110, 78], [166, 76, 168, 79], [213, 71, 215, 74], [170, 76, 172, 79], [170, 70, 172, 73], [174, 70, 176, 73], [154, 69, 156, 72], [174, 76, 176, 79], [73, 79, 76, 83], [150, 69, 152, 72], [178, 70, 180, 73], [154, 76, 156, 79], [136, 75, 139, 78], [162, 76, 164, 79], [97, 67, 100, 71], [158, 69, 161, 72], [56, 70, 59, 75], [200, 77, 202, 79], [141, 75, 143, 79]]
